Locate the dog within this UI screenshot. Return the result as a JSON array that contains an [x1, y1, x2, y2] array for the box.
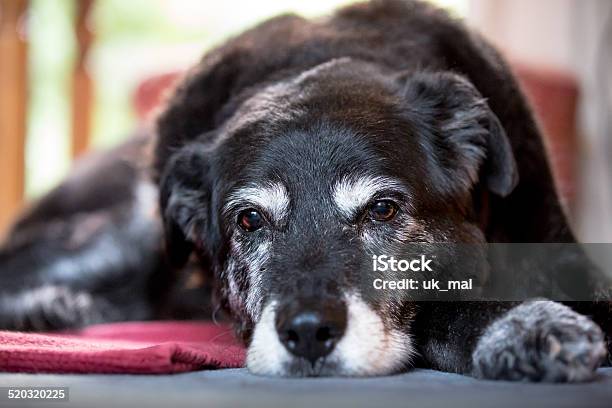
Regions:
[[1, 0, 611, 381]]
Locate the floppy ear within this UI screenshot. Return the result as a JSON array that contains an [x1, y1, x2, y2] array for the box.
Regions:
[[159, 145, 211, 268], [402, 71, 519, 197]]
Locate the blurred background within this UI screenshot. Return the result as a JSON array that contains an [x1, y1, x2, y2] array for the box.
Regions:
[[0, 0, 611, 241]]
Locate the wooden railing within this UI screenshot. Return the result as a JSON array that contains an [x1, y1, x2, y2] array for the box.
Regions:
[[0, 0, 28, 235], [0, 0, 94, 236], [72, 0, 93, 158]]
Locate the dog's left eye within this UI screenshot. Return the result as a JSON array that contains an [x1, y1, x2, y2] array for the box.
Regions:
[[238, 209, 264, 232], [368, 200, 398, 222]]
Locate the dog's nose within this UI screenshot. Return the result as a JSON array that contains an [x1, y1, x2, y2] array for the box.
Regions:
[[275, 299, 347, 365]]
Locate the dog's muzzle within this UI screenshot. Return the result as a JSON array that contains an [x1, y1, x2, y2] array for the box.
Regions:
[[274, 297, 347, 365]]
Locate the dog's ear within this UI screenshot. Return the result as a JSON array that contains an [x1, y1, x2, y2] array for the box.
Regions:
[[154, 49, 242, 183], [402, 71, 519, 197], [159, 145, 211, 268]]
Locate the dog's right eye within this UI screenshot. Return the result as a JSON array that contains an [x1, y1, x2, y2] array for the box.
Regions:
[[368, 199, 398, 222], [238, 209, 264, 232]]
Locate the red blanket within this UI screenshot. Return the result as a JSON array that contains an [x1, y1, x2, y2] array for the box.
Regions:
[[0, 321, 246, 374]]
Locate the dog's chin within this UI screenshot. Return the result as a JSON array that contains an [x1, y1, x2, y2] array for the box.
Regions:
[[246, 294, 415, 377]]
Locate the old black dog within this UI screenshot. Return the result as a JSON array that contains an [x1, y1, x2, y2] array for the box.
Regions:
[[1, 0, 611, 381]]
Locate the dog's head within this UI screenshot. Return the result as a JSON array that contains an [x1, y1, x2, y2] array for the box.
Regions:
[[156, 58, 518, 376]]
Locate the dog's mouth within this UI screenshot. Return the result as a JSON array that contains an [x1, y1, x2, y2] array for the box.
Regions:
[[246, 293, 415, 377]]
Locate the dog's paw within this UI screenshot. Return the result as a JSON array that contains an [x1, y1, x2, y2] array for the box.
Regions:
[[0, 285, 109, 331], [471, 300, 607, 382]]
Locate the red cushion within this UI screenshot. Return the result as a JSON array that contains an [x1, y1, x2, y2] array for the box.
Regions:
[[0, 321, 245, 374]]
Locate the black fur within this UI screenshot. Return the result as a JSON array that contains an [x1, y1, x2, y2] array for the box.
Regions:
[[1, 0, 610, 381]]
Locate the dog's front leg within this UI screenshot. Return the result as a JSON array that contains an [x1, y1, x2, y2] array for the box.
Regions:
[[415, 300, 607, 381]]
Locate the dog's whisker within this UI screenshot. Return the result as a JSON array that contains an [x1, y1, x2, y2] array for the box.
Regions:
[[207, 329, 235, 343], [211, 304, 223, 326]]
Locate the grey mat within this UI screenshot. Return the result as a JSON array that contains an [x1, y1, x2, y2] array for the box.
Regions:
[[1, 368, 611, 408]]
